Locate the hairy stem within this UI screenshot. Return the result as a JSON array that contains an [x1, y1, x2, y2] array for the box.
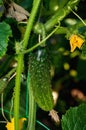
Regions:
[[14, 54, 23, 130], [23, 0, 41, 49]]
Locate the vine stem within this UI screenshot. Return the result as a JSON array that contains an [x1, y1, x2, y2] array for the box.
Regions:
[[14, 0, 41, 130], [34, 0, 80, 33], [68, 6, 86, 26], [21, 24, 60, 54]]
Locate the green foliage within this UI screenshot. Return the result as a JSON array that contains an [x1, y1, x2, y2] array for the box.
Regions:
[[62, 103, 86, 130], [0, 0, 86, 130], [0, 22, 12, 58]]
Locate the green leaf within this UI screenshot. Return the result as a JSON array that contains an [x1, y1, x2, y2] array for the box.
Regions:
[[62, 103, 86, 130], [0, 22, 12, 58]]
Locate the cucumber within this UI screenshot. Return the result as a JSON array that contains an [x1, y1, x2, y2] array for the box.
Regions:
[[29, 48, 54, 111]]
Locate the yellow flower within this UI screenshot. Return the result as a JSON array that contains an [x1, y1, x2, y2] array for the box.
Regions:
[[69, 34, 84, 52], [5, 118, 26, 130]]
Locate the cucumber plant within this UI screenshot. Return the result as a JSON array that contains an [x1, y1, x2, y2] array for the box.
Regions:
[[0, 0, 86, 130]]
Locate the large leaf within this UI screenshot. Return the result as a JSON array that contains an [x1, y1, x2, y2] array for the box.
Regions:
[[0, 22, 12, 58], [62, 103, 86, 130]]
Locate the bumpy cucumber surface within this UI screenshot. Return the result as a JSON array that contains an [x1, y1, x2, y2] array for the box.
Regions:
[[29, 48, 54, 111]]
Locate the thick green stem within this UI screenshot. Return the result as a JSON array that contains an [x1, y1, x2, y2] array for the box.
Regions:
[[23, 0, 41, 49], [14, 54, 23, 130], [34, 0, 80, 34]]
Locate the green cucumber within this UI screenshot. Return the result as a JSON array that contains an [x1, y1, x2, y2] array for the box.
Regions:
[[0, 77, 8, 94], [29, 48, 54, 111]]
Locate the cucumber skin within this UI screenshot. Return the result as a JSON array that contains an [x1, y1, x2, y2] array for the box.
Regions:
[[29, 48, 54, 111]]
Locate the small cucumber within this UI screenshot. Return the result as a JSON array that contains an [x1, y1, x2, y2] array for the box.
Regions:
[[29, 47, 54, 111], [0, 77, 8, 94]]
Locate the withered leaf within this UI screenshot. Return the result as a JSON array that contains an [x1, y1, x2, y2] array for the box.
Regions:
[[5, 1, 29, 22]]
